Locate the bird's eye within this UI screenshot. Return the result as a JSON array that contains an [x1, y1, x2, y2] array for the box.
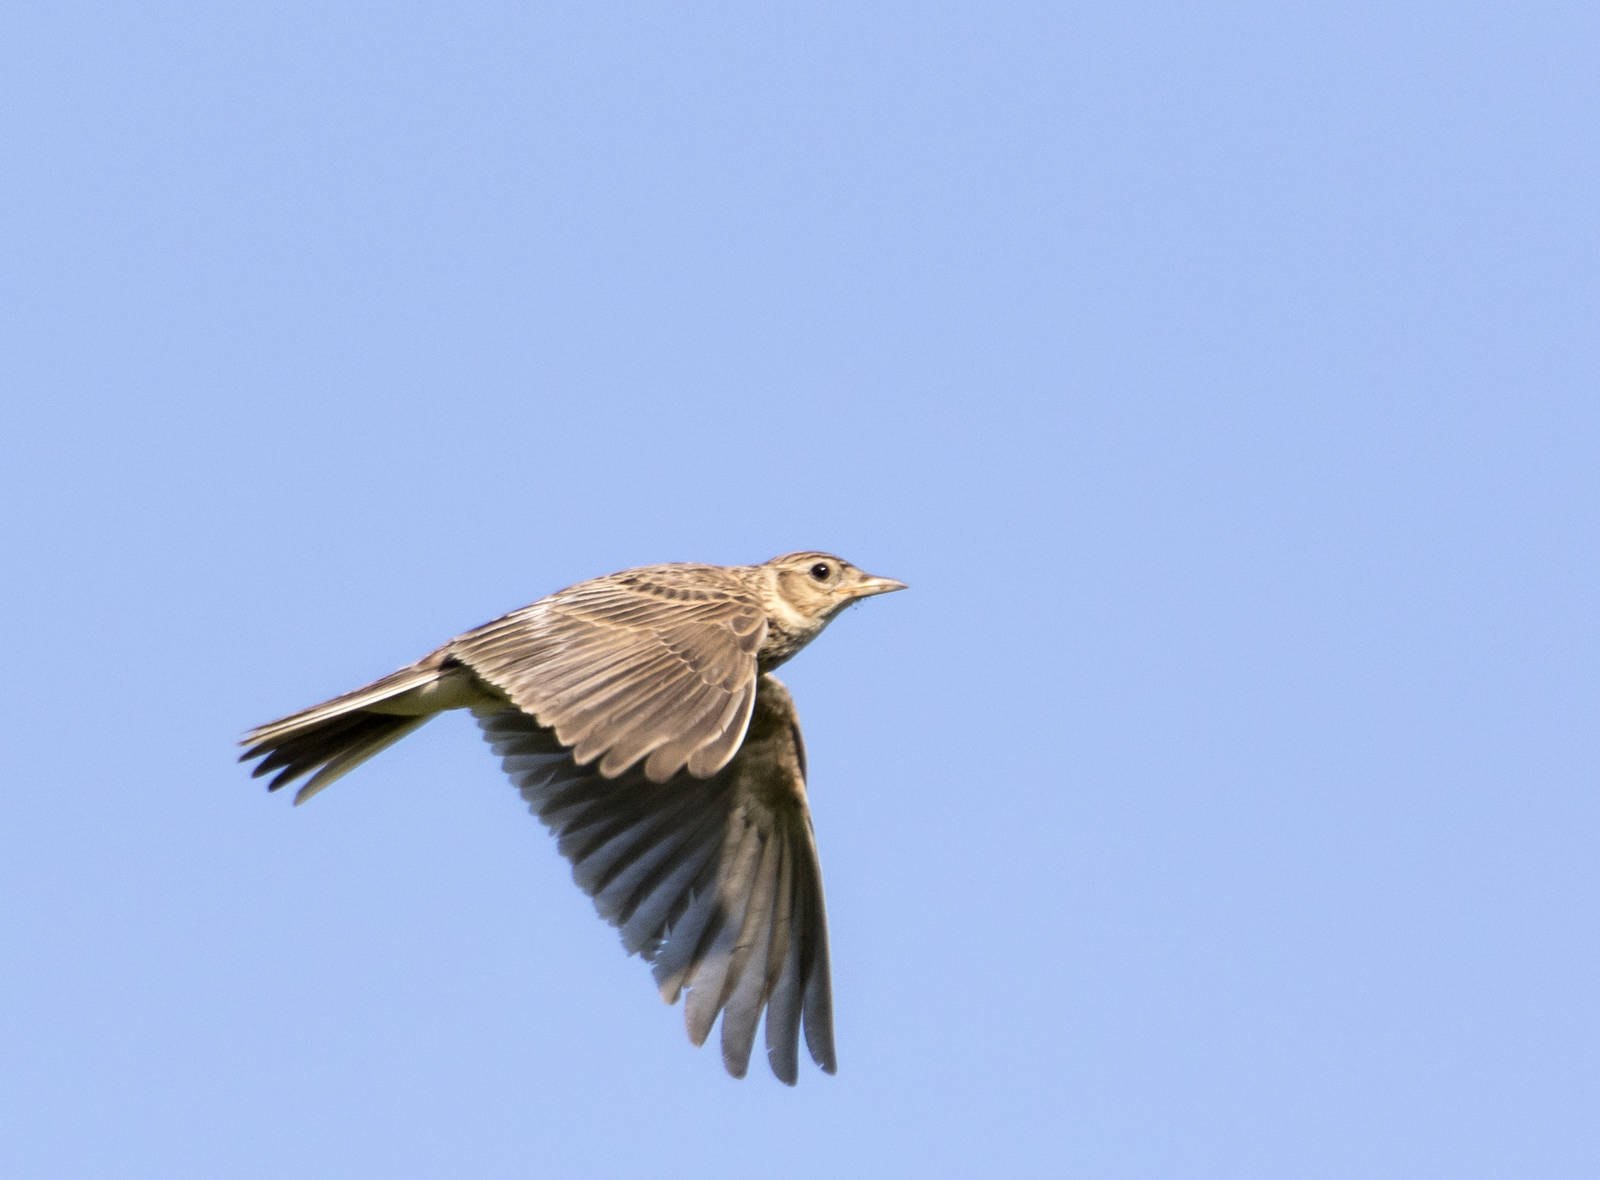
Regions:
[[809, 562, 832, 581]]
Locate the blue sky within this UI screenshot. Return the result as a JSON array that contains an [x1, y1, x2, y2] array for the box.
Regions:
[[3, 4, 1597, 1176]]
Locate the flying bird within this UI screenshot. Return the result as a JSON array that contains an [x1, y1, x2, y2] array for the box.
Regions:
[[240, 551, 905, 1083]]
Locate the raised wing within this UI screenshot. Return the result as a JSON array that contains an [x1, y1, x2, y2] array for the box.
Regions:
[[476, 674, 835, 1083], [451, 567, 767, 783]]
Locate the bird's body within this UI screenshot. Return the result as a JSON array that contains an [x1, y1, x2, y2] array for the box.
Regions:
[[240, 551, 903, 1083]]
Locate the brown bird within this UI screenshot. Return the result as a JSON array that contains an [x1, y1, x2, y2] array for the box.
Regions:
[[240, 551, 905, 1083]]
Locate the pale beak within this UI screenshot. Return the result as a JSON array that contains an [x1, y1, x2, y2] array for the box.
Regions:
[[847, 573, 908, 599]]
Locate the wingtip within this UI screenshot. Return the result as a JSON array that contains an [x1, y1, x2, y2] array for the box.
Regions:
[[292, 775, 335, 805]]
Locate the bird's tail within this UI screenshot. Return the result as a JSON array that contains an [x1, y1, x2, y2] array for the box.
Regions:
[[240, 651, 477, 805]]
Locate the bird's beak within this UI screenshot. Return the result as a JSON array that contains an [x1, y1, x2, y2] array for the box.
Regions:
[[847, 573, 908, 599]]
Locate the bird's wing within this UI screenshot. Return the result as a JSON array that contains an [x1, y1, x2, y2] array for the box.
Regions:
[[475, 674, 835, 1083], [449, 568, 767, 783]]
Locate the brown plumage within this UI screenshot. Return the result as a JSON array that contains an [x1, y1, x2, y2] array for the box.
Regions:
[[240, 551, 904, 1083]]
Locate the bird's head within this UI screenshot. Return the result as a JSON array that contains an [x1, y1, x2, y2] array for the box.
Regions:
[[764, 551, 907, 628]]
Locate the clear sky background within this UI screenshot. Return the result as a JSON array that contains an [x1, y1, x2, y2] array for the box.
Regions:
[[3, 4, 1597, 1177]]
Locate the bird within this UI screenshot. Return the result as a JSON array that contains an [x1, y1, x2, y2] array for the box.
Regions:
[[239, 551, 905, 1083]]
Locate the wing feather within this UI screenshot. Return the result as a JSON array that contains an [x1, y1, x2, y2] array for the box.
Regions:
[[473, 673, 834, 1083], [762, 838, 803, 1083], [682, 821, 763, 1047], [718, 827, 783, 1076], [453, 566, 767, 782]]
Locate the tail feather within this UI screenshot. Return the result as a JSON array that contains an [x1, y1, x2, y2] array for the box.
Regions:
[[244, 662, 446, 746], [240, 653, 488, 804], [243, 711, 432, 803], [287, 715, 432, 805]]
